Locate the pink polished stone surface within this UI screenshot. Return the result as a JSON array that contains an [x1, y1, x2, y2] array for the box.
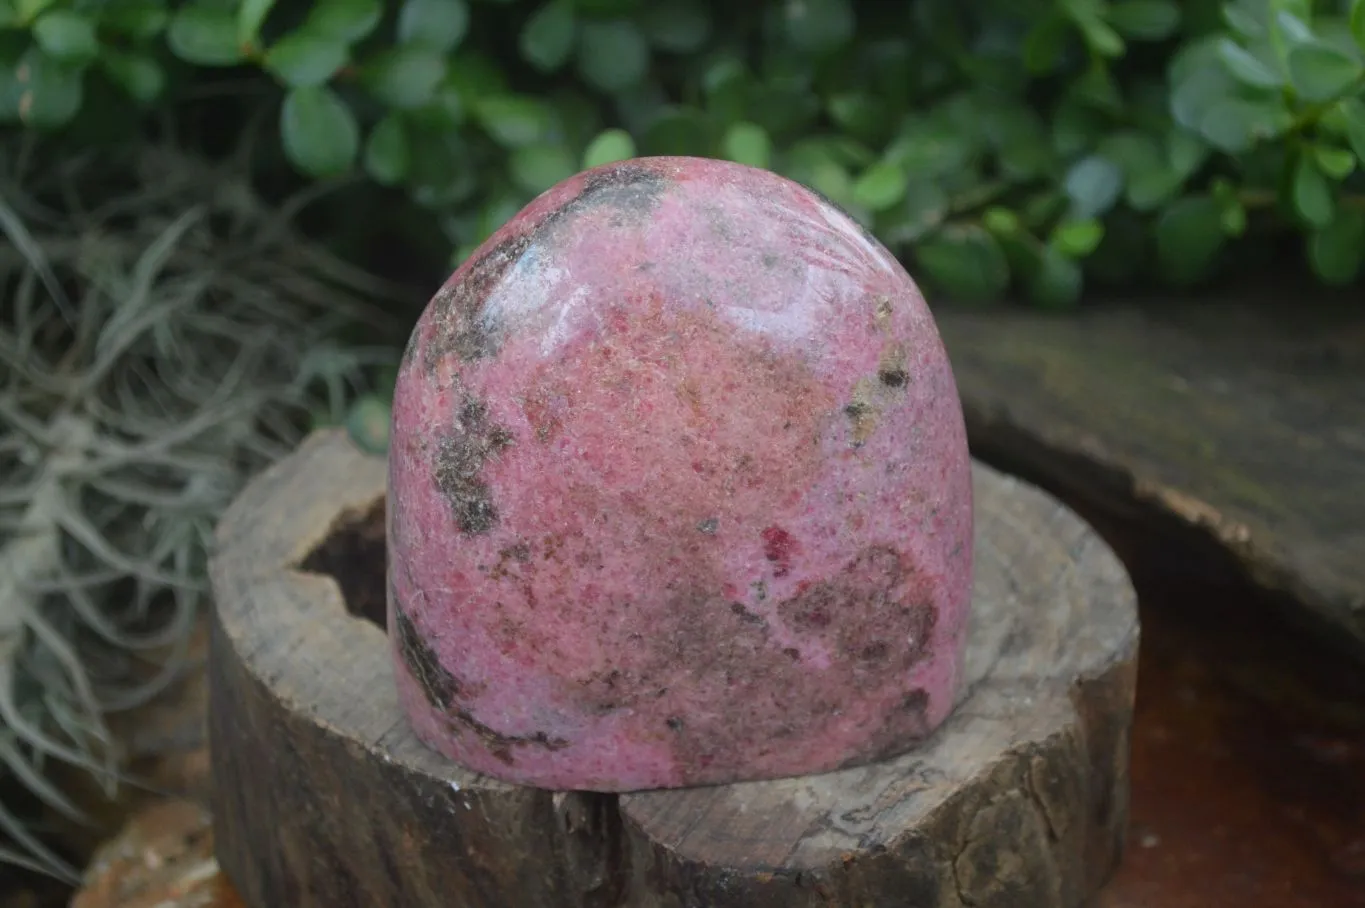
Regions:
[[386, 156, 973, 791]]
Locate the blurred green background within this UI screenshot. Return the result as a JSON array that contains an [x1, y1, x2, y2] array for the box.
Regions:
[[7, 0, 1365, 306]]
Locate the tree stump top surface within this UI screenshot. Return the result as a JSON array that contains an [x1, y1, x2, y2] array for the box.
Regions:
[[936, 297, 1364, 652], [208, 429, 1138, 908]]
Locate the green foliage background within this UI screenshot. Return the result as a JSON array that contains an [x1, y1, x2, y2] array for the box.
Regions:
[[4, 0, 1365, 301]]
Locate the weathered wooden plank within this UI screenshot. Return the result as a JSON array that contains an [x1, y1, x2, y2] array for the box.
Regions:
[[937, 297, 1365, 654]]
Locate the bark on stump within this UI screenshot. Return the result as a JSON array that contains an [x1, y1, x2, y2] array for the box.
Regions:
[[208, 429, 1139, 908]]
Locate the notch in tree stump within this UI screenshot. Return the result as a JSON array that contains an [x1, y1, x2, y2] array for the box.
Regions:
[[208, 430, 1138, 908]]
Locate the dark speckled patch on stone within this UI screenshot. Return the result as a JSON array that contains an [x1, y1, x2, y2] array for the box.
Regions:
[[864, 687, 932, 761], [879, 342, 910, 387], [440, 709, 570, 766], [434, 396, 514, 535], [424, 233, 532, 371], [395, 604, 460, 709], [573, 161, 670, 220], [396, 598, 569, 765], [419, 161, 671, 372]]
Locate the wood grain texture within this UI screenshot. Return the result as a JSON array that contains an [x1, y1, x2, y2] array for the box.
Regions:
[[208, 429, 1138, 908], [935, 298, 1365, 655]]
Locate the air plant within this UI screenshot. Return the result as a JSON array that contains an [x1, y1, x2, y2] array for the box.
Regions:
[[0, 134, 407, 882]]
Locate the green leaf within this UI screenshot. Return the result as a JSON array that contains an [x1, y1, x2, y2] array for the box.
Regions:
[[1287, 41, 1364, 102], [237, 0, 275, 46], [510, 143, 577, 194], [913, 225, 1010, 303], [1197, 96, 1292, 152], [100, 50, 164, 102], [1216, 37, 1283, 88], [264, 30, 348, 88], [407, 74, 465, 129], [475, 94, 551, 147], [982, 207, 1021, 237], [641, 105, 714, 157], [1273, 9, 1313, 47], [1209, 175, 1237, 205], [405, 126, 477, 206], [1071, 63, 1124, 113], [979, 106, 1054, 181], [1052, 99, 1106, 157], [1022, 15, 1071, 74], [1308, 208, 1365, 285], [362, 47, 446, 109], [1086, 207, 1147, 284], [280, 85, 358, 177], [827, 93, 893, 146], [1292, 153, 1334, 227], [640, 0, 711, 53], [883, 117, 974, 178], [583, 128, 636, 168], [1208, 177, 1245, 236], [307, 0, 382, 43], [879, 180, 949, 245], [1338, 97, 1365, 163], [574, 0, 637, 13], [14, 0, 54, 22], [1353, 0, 1365, 49], [851, 162, 906, 212], [345, 395, 391, 455], [1077, 17, 1126, 57], [802, 165, 855, 208], [1050, 218, 1105, 258], [1223, 0, 1269, 39], [1099, 130, 1172, 207], [102, 3, 169, 40], [1029, 246, 1084, 309], [1169, 40, 1238, 132], [1314, 144, 1357, 179], [15, 47, 81, 128], [1127, 166, 1183, 210], [1167, 128, 1209, 179], [364, 114, 409, 185], [32, 11, 97, 62], [721, 120, 771, 169], [520, 0, 575, 72], [1107, 0, 1181, 40], [576, 21, 648, 93], [746, 82, 821, 138], [1155, 195, 1225, 284], [445, 51, 506, 99], [783, 0, 854, 54], [167, 3, 244, 66], [1063, 154, 1124, 219], [702, 55, 746, 123], [1219, 197, 1247, 235], [398, 0, 468, 52], [2, 62, 26, 123]]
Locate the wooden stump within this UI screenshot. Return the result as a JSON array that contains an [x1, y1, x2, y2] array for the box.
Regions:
[[208, 429, 1138, 908]]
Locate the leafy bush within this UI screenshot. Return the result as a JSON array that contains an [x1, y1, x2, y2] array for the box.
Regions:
[[2, 0, 1364, 301]]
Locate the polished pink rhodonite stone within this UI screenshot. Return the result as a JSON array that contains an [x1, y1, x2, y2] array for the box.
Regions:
[[386, 156, 973, 791]]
